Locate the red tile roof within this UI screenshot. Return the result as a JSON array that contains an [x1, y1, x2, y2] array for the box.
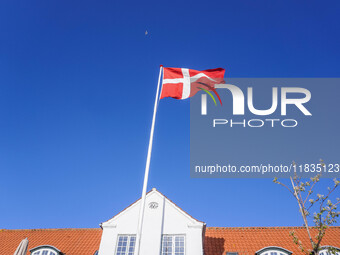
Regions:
[[1, 226, 339, 255], [0, 228, 102, 255], [204, 226, 340, 255]]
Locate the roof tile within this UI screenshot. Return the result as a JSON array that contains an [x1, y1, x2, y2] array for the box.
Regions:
[[0, 228, 102, 255], [205, 226, 340, 255], [1, 226, 339, 255]]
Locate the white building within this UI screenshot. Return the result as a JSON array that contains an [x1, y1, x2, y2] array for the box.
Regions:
[[99, 188, 205, 255]]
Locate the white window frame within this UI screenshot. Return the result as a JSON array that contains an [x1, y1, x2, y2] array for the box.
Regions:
[[261, 251, 287, 255], [256, 246, 292, 255], [115, 234, 136, 255], [30, 245, 60, 255], [161, 234, 186, 255], [319, 247, 340, 255]]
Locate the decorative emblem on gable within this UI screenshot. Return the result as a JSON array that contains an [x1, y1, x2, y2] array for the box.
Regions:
[[148, 202, 159, 209]]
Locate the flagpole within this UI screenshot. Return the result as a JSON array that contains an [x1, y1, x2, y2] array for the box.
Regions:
[[135, 65, 163, 255]]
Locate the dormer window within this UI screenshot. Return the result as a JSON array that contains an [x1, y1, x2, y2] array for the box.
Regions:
[[256, 246, 292, 255], [30, 245, 60, 255], [32, 251, 56, 255], [319, 246, 340, 255]]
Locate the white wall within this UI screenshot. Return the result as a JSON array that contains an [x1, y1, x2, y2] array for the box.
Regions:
[[98, 189, 205, 255]]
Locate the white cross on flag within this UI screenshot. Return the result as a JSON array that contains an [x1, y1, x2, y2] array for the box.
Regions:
[[160, 67, 225, 100]]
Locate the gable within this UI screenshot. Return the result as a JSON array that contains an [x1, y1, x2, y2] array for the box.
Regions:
[[101, 188, 204, 228]]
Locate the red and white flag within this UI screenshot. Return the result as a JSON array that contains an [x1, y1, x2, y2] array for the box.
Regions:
[[160, 67, 225, 101]]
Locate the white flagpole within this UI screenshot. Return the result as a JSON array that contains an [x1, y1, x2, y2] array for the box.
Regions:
[[135, 65, 163, 255]]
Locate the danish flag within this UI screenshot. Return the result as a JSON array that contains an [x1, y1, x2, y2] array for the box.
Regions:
[[160, 67, 225, 103]]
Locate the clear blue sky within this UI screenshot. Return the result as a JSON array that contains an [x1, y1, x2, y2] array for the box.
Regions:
[[0, 0, 339, 229]]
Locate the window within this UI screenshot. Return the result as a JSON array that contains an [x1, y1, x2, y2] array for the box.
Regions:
[[262, 252, 285, 255], [32, 250, 56, 255], [115, 235, 136, 255], [256, 246, 291, 255], [30, 245, 59, 255], [161, 235, 185, 255], [319, 247, 340, 255]]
